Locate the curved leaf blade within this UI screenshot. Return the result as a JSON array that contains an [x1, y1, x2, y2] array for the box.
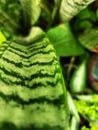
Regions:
[[47, 23, 85, 56], [78, 28, 98, 52], [59, 0, 95, 22], [31, 0, 41, 25]]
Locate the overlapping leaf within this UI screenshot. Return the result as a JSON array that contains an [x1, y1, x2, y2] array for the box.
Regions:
[[59, 0, 96, 22], [78, 28, 98, 53], [47, 23, 85, 56], [0, 0, 41, 35]]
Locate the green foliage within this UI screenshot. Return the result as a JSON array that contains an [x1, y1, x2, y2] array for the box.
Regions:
[[67, 92, 80, 121], [81, 123, 98, 130], [59, 0, 95, 22], [74, 95, 98, 127], [96, 9, 98, 21], [76, 8, 96, 22], [0, 31, 6, 46], [47, 23, 85, 56], [0, 0, 21, 33], [31, 0, 41, 25], [0, 0, 41, 35], [78, 29, 98, 51], [0, 0, 98, 130], [73, 94, 98, 130], [69, 59, 87, 93]]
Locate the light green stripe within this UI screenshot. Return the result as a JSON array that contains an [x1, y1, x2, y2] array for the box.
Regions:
[[2, 50, 28, 63], [0, 59, 29, 77], [27, 37, 49, 49], [28, 44, 54, 56], [8, 47, 28, 58], [0, 82, 64, 101], [29, 51, 56, 64], [10, 42, 27, 51], [0, 70, 23, 83]]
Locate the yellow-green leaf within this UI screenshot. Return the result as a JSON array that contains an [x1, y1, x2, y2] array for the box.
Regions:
[[0, 31, 6, 46]]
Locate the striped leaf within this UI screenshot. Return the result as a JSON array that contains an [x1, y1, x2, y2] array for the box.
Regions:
[[60, 0, 95, 22], [0, 27, 68, 130], [0, 31, 6, 46]]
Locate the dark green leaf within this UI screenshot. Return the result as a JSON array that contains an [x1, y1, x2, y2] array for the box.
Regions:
[[78, 28, 98, 52]]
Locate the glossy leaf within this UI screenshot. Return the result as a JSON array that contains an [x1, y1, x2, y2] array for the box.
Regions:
[[70, 116, 79, 130], [67, 91, 80, 122], [47, 23, 85, 56], [70, 59, 87, 93]]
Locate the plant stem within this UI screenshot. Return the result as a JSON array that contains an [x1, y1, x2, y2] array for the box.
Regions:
[[67, 56, 76, 81]]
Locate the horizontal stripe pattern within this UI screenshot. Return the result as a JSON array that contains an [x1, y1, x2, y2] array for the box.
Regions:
[[0, 27, 68, 130]]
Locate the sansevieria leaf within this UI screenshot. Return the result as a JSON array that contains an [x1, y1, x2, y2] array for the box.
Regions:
[[0, 31, 6, 46], [59, 0, 96, 22], [0, 27, 68, 130]]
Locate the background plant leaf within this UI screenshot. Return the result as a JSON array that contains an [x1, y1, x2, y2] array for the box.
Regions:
[[0, 0, 41, 35], [31, 0, 41, 25], [0, 0, 21, 33], [59, 0, 96, 22], [47, 23, 85, 56], [78, 28, 98, 52]]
